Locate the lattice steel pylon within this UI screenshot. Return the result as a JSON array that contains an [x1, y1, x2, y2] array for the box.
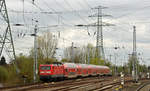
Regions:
[[76, 6, 114, 61], [0, 0, 16, 61], [89, 6, 112, 60]]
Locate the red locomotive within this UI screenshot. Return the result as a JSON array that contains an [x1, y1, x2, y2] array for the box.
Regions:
[[39, 62, 111, 81]]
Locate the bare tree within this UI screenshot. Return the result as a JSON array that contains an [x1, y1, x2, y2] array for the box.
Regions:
[[38, 32, 58, 60], [29, 32, 58, 61], [63, 43, 95, 63]]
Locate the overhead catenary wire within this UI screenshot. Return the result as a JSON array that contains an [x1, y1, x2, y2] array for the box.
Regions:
[[0, 2, 89, 37], [42, 0, 75, 26], [21, 0, 66, 35], [83, 0, 92, 9], [22, 0, 26, 25], [76, 0, 95, 23], [17, 0, 132, 37], [53, 0, 69, 11], [63, 0, 90, 23]]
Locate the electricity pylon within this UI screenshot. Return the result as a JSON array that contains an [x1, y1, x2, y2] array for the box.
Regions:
[[89, 6, 112, 60], [76, 6, 114, 61], [0, 0, 16, 61]]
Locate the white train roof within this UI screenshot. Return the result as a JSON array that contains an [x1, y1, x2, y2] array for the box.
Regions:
[[63, 63, 109, 69], [63, 63, 77, 68], [88, 64, 109, 69], [77, 64, 89, 68]]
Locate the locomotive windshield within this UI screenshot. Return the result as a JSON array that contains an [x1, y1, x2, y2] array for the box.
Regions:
[[41, 66, 51, 70]]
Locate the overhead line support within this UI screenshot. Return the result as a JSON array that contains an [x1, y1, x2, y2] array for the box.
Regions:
[[76, 5, 114, 63]]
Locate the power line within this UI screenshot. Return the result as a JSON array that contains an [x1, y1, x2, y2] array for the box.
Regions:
[[42, 0, 75, 26], [83, 0, 92, 9], [11, 1, 65, 34], [53, 0, 69, 11], [76, 0, 88, 10], [63, 0, 89, 23], [22, 0, 26, 25], [76, 0, 95, 23]]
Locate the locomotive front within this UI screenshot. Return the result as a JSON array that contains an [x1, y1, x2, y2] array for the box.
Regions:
[[39, 64, 52, 81]]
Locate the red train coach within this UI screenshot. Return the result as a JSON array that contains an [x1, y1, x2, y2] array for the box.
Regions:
[[39, 62, 111, 81], [78, 64, 89, 77], [63, 63, 78, 78]]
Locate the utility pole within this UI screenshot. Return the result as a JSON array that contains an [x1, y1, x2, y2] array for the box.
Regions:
[[71, 42, 74, 63], [132, 26, 138, 82], [114, 53, 117, 76], [128, 54, 132, 74], [108, 54, 112, 71], [32, 20, 38, 83], [108, 54, 112, 62], [87, 47, 90, 64], [114, 46, 119, 76]]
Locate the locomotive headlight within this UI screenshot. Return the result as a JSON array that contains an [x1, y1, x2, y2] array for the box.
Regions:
[[46, 71, 51, 73], [40, 71, 45, 73]]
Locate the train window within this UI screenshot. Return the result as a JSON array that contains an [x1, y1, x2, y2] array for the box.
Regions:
[[41, 66, 51, 70]]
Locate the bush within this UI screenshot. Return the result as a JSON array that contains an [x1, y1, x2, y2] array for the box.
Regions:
[[39, 58, 55, 64], [16, 56, 34, 83], [61, 58, 69, 63], [0, 66, 8, 82]]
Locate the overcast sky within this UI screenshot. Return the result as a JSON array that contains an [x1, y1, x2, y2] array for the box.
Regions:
[[1, 0, 150, 65]]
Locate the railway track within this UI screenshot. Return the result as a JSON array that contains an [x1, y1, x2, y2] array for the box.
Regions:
[[34, 76, 132, 91], [136, 81, 150, 91], [2, 76, 144, 91], [96, 78, 149, 91], [0, 76, 113, 91], [25, 76, 121, 91], [90, 77, 131, 91]]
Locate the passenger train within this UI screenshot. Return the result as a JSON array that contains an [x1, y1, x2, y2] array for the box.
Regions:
[[39, 62, 111, 81]]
